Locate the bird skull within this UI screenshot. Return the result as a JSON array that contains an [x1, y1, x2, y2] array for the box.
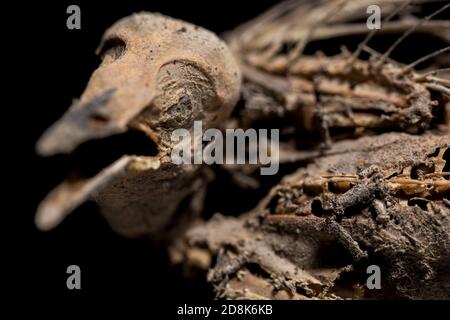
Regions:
[[35, 12, 241, 237]]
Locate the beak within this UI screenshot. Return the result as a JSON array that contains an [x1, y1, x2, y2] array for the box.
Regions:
[[35, 155, 161, 231], [36, 83, 154, 157], [35, 156, 131, 231], [37, 88, 117, 156], [35, 64, 158, 230]]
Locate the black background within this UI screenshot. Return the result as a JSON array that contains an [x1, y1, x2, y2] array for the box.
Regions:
[[7, 0, 450, 310]]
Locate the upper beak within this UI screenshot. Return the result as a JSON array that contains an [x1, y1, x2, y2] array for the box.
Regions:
[[36, 63, 154, 157]]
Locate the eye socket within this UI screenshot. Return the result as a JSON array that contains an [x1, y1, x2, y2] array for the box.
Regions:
[[97, 37, 126, 61]]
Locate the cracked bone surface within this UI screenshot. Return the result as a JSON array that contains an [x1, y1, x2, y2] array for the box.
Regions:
[[35, 13, 241, 237]]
